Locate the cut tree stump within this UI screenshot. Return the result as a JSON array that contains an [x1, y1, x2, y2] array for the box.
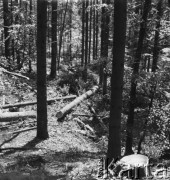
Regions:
[[56, 86, 99, 119], [0, 111, 36, 122], [1, 95, 76, 109]]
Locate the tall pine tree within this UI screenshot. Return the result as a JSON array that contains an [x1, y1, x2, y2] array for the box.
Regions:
[[37, 0, 49, 139], [107, 0, 127, 162]]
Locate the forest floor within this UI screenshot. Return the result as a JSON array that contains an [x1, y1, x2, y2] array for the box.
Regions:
[[0, 60, 168, 180], [0, 62, 108, 180]]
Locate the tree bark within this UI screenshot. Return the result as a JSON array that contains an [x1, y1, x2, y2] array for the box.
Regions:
[[56, 86, 99, 118], [95, 0, 99, 59], [88, 0, 92, 63], [1, 95, 77, 109], [69, 0, 72, 63], [50, 0, 58, 78], [3, 0, 11, 61], [58, 0, 68, 69], [93, 0, 96, 60], [125, 0, 151, 155], [28, 0, 33, 73], [0, 111, 36, 122], [81, 0, 85, 66], [83, 0, 89, 82], [37, 0, 49, 139], [100, 0, 110, 94], [107, 0, 127, 163], [11, 0, 15, 61], [47, 2, 51, 59], [152, 0, 163, 72]]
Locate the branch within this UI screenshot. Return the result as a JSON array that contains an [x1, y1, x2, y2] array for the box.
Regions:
[[73, 118, 95, 134], [5, 127, 36, 135], [2, 68, 30, 80]]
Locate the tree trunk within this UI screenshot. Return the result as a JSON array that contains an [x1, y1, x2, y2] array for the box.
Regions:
[[11, 0, 15, 61], [83, 0, 89, 82], [81, 0, 85, 66], [125, 0, 151, 155], [95, 0, 98, 59], [20, 1, 27, 70], [152, 0, 163, 72], [15, 0, 21, 70], [0, 111, 36, 122], [47, 2, 51, 58], [99, 0, 105, 85], [58, 0, 68, 70], [56, 86, 99, 119], [37, 0, 49, 139], [69, 0, 72, 63], [88, 0, 92, 63], [3, 0, 11, 61], [100, 0, 110, 94], [28, 0, 32, 73], [93, 0, 96, 60], [1, 32, 3, 56], [50, 0, 58, 78], [107, 0, 127, 164]]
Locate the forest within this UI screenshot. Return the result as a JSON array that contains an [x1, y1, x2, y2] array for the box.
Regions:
[[0, 0, 170, 179]]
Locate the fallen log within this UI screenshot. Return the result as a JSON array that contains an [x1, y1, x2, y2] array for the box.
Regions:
[[1, 95, 76, 109], [0, 111, 36, 122], [56, 86, 99, 119]]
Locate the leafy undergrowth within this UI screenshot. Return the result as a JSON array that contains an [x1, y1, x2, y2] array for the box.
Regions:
[[0, 69, 107, 180]]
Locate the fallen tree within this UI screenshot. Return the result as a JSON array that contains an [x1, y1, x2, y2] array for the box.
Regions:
[[0, 111, 36, 122], [1, 95, 76, 109], [56, 86, 99, 119]]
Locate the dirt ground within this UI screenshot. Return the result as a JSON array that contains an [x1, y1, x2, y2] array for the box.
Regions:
[[0, 70, 107, 180]]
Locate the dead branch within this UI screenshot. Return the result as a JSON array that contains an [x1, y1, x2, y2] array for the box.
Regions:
[[1, 95, 77, 109], [73, 118, 95, 134], [87, 103, 108, 131], [2, 68, 30, 80], [72, 114, 94, 117], [5, 127, 36, 135], [71, 129, 96, 138], [0, 147, 37, 152], [56, 86, 99, 118]]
